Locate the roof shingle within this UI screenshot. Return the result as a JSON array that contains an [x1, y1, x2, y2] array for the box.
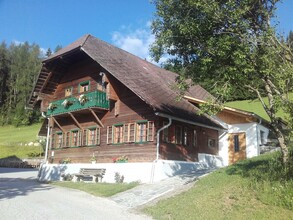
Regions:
[[34, 34, 223, 129]]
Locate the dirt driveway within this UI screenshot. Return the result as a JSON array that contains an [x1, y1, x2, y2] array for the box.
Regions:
[[0, 168, 151, 220]]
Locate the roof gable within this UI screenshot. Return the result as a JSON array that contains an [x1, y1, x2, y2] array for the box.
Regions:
[[31, 34, 223, 129]]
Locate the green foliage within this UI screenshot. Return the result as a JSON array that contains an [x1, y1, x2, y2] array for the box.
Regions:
[[0, 145, 43, 159], [0, 123, 41, 145], [226, 151, 293, 210], [51, 181, 139, 197], [144, 153, 293, 219], [225, 94, 293, 121], [151, 0, 293, 164], [0, 41, 42, 126], [0, 123, 43, 159]]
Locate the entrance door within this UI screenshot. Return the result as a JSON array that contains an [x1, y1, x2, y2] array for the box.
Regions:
[[228, 133, 246, 165]]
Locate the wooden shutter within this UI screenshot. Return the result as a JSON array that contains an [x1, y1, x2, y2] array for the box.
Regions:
[[82, 129, 87, 146], [96, 127, 100, 145], [107, 126, 113, 144], [147, 121, 154, 141], [129, 123, 135, 142], [123, 124, 129, 143]]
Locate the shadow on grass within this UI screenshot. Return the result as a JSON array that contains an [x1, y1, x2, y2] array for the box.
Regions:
[[225, 159, 269, 177]]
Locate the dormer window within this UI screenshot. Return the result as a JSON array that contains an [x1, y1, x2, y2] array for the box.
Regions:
[[79, 81, 90, 93], [65, 87, 73, 97]]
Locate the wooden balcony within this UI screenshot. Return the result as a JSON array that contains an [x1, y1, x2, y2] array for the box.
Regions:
[[46, 91, 109, 116]]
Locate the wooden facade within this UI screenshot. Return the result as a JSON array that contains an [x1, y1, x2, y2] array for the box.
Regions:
[[29, 34, 222, 164]]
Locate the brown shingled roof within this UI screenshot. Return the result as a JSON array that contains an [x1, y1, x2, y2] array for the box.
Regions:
[[31, 34, 223, 129]]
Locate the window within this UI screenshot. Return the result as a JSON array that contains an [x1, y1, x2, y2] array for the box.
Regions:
[[65, 132, 70, 147], [86, 127, 100, 146], [114, 124, 123, 144], [129, 123, 135, 142], [65, 87, 73, 97], [233, 135, 239, 152], [123, 124, 129, 143], [71, 130, 81, 147], [136, 122, 147, 143], [107, 121, 154, 145], [193, 130, 197, 148], [56, 132, 63, 148], [79, 81, 90, 93], [260, 130, 266, 145], [162, 122, 169, 142], [183, 127, 188, 146], [208, 138, 216, 148], [175, 126, 182, 144]]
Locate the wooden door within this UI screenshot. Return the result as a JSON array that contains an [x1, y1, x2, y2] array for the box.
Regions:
[[228, 133, 246, 165]]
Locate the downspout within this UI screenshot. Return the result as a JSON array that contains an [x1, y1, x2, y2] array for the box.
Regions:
[[156, 117, 172, 160], [150, 114, 172, 183], [42, 112, 50, 163]]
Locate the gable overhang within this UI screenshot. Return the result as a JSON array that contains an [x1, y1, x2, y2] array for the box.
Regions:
[[184, 95, 271, 127], [155, 112, 226, 131]]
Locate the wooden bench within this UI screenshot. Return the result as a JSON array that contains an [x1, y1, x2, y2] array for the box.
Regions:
[[72, 168, 106, 183]]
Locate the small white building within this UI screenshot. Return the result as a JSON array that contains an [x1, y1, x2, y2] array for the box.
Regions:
[[185, 96, 270, 166]]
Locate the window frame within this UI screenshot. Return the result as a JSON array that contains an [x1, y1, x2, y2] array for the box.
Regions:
[[208, 137, 217, 149], [136, 121, 148, 143], [233, 135, 240, 152], [175, 125, 182, 145], [65, 86, 73, 97], [113, 123, 124, 144], [71, 129, 81, 147], [162, 121, 169, 143], [55, 131, 63, 148], [78, 80, 90, 93]]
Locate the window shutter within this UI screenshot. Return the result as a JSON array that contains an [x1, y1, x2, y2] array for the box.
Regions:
[[82, 129, 87, 146], [96, 127, 100, 145], [147, 121, 154, 141], [123, 124, 129, 143], [107, 126, 113, 144], [129, 123, 135, 142], [51, 134, 55, 149]]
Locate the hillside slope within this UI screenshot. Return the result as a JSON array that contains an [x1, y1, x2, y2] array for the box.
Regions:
[[0, 123, 43, 159]]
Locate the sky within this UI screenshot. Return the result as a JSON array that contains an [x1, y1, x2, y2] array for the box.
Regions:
[[0, 0, 292, 61]]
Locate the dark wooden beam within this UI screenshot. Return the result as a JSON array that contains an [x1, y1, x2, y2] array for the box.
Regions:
[[68, 112, 83, 130], [51, 117, 65, 133], [89, 108, 104, 128]]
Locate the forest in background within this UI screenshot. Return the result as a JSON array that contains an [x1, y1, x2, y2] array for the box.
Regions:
[[0, 42, 60, 126]]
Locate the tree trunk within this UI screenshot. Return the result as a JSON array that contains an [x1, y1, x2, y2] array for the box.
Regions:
[[273, 125, 289, 165]]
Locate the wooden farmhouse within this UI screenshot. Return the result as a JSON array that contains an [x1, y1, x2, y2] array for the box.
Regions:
[[28, 34, 224, 167], [184, 96, 270, 166]]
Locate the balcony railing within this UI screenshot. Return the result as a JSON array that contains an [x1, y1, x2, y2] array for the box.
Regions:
[[46, 91, 109, 116]]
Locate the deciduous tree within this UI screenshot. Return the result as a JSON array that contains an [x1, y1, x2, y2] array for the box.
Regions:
[[151, 0, 293, 165]]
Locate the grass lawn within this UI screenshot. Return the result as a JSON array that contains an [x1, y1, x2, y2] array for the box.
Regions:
[[225, 92, 293, 121], [0, 123, 43, 159], [144, 153, 293, 220], [0, 123, 41, 145], [51, 181, 139, 197]]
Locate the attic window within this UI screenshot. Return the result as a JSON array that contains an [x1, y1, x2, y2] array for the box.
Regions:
[[79, 81, 90, 93], [65, 87, 73, 97]]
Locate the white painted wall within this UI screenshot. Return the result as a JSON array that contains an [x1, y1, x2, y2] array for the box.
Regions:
[[218, 122, 269, 166], [38, 159, 218, 183]]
